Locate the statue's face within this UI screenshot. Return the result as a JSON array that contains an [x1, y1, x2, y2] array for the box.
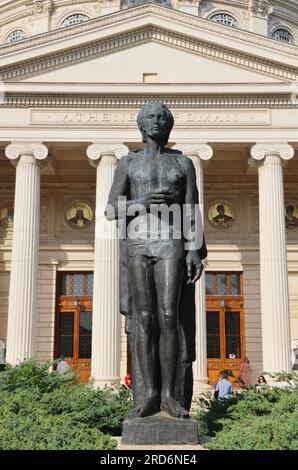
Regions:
[[141, 103, 168, 143]]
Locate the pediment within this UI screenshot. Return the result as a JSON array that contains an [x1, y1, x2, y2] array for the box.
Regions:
[[0, 4, 297, 84], [19, 41, 282, 84]]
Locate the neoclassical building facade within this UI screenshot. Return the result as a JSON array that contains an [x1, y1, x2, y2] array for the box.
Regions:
[[0, 0, 298, 390]]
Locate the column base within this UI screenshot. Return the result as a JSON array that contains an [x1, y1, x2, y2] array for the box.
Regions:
[[193, 378, 213, 394], [90, 376, 121, 389]]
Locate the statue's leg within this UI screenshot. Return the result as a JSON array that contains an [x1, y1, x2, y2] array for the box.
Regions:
[[128, 254, 159, 417], [155, 255, 189, 418]]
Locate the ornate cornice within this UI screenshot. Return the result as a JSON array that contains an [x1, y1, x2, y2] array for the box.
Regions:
[[0, 4, 297, 58], [0, 26, 296, 82], [1, 93, 297, 108]]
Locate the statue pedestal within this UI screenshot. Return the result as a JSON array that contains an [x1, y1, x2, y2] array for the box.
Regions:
[[121, 412, 198, 445]]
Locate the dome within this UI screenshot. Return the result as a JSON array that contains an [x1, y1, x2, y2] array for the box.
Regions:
[[0, 0, 297, 45]]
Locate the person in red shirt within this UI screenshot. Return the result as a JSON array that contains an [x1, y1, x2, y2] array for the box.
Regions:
[[124, 374, 132, 389]]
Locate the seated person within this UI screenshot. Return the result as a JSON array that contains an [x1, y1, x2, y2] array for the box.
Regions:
[[215, 372, 233, 399], [255, 375, 267, 388]]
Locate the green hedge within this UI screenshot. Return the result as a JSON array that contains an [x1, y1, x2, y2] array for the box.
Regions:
[[0, 359, 133, 450], [195, 382, 298, 450]]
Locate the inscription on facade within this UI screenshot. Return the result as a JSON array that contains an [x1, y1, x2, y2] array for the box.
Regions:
[[31, 109, 271, 127]]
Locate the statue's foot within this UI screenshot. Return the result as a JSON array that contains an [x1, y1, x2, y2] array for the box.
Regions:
[[129, 395, 160, 418], [161, 395, 189, 419]]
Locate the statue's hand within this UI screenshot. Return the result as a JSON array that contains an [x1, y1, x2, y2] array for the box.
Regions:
[[186, 251, 204, 284], [139, 188, 175, 209]]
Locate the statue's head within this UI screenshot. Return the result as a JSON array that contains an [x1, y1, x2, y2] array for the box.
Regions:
[[137, 101, 174, 145]]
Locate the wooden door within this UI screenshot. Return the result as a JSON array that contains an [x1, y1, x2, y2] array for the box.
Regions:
[[206, 272, 245, 385], [55, 272, 93, 382]]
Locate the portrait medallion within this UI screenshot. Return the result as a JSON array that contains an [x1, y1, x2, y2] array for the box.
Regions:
[[0, 205, 14, 228], [208, 202, 235, 229], [285, 202, 298, 230], [65, 202, 93, 229]]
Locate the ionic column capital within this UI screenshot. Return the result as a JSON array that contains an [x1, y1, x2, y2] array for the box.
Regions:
[[87, 143, 128, 168], [173, 143, 213, 167], [249, 143, 294, 167], [5, 142, 49, 167]]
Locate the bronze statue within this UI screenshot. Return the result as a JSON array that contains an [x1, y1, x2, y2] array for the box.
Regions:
[[106, 101, 206, 419]]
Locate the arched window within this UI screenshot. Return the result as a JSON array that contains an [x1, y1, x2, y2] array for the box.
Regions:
[[60, 13, 90, 28], [272, 28, 294, 44], [5, 30, 27, 44], [209, 13, 238, 28]]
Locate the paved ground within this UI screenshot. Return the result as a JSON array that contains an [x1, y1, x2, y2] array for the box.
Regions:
[[113, 436, 206, 451]]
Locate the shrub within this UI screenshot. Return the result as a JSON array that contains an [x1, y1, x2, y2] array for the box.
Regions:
[[0, 359, 132, 450], [206, 411, 298, 450], [195, 390, 247, 436], [195, 383, 298, 450], [0, 413, 115, 450]]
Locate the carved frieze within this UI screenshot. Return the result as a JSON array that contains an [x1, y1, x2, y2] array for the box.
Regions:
[[30, 108, 272, 127]]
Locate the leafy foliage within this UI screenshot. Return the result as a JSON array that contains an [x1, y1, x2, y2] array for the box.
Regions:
[[0, 359, 133, 450], [195, 383, 298, 450]]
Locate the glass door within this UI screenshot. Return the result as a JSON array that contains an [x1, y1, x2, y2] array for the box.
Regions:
[[206, 272, 245, 385], [55, 272, 93, 382]]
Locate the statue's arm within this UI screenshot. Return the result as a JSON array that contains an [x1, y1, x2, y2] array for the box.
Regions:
[[184, 156, 200, 250], [185, 160, 199, 200], [184, 157, 204, 282]]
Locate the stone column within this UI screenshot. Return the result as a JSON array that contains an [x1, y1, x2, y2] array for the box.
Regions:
[[87, 144, 127, 388], [175, 144, 213, 391], [250, 144, 294, 373], [5, 142, 49, 365]]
